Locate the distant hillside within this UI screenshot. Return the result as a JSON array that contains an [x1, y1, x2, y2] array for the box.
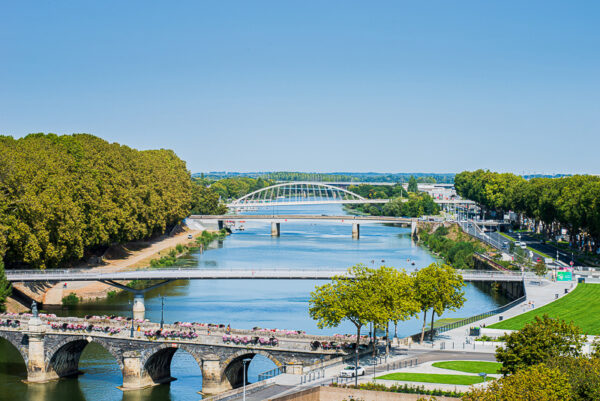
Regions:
[[193, 171, 456, 184]]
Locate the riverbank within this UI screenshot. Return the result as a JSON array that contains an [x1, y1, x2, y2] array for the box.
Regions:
[[8, 225, 227, 311]]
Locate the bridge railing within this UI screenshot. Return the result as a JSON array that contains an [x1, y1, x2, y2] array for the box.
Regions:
[[257, 366, 286, 381]]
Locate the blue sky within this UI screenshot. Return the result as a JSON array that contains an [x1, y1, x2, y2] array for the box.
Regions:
[[1, 1, 598, 174]]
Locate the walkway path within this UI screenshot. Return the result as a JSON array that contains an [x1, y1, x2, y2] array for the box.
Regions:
[[410, 278, 576, 353]]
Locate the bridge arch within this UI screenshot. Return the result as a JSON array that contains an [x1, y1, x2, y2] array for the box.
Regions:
[[220, 349, 283, 389], [142, 343, 203, 386], [228, 182, 368, 207], [0, 331, 29, 368], [45, 336, 123, 379]]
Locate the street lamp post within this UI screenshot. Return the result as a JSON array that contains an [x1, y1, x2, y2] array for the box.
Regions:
[[128, 300, 134, 338], [242, 358, 252, 401], [160, 296, 165, 329]]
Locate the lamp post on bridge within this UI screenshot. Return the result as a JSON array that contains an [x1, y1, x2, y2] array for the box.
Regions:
[[128, 300, 134, 338], [242, 358, 252, 401], [160, 295, 165, 329]]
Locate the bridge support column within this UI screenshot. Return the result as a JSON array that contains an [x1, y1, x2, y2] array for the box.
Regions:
[[133, 293, 145, 321], [26, 316, 55, 383], [271, 222, 280, 237], [201, 354, 230, 395], [122, 351, 153, 390], [411, 220, 417, 238], [352, 223, 360, 239], [218, 220, 224, 230]]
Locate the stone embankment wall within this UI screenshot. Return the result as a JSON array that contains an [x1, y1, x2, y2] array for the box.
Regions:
[[271, 386, 460, 401]]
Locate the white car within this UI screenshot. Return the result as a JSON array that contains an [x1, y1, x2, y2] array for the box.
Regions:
[[340, 365, 365, 377]]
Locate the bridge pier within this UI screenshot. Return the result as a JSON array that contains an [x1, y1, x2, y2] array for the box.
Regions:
[[133, 294, 145, 321], [26, 316, 54, 383], [352, 223, 360, 239], [218, 220, 224, 230], [271, 222, 280, 237]]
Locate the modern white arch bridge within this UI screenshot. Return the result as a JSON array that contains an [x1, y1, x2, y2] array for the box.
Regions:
[[226, 181, 473, 208]]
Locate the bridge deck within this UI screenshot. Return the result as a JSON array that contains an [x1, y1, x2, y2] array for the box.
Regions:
[[189, 215, 414, 224], [6, 269, 530, 282]]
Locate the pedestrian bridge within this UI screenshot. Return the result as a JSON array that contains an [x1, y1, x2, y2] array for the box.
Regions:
[[5, 268, 530, 283], [0, 314, 360, 394]]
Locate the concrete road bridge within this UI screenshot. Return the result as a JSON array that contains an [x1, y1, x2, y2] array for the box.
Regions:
[[0, 314, 361, 394], [189, 214, 416, 238]]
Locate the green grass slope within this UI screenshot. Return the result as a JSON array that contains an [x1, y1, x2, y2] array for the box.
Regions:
[[432, 361, 502, 374], [376, 372, 485, 385], [489, 283, 600, 334]]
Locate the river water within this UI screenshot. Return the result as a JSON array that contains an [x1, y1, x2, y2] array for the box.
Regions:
[[0, 205, 506, 401]]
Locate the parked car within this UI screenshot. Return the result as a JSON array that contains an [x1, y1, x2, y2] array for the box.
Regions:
[[187, 234, 193, 239], [340, 365, 365, 377]]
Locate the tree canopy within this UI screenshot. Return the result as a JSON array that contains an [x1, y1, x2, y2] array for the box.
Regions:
[[455, 170, 600, 252], [0, 133, 192, 269], [495, 315, 584, 375]]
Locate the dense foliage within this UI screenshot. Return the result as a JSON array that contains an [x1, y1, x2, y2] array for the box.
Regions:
[[0, 260, 11, 312], [0, 134, 192, 269], [208, 177, 272, 200], [455, 170, 600, 252], [190, 179, 228, 215], [348, 193, 440, 218], [464, 317, 600, 401], [348, 183, 408, 199], [495, 315, 584, 375], [419, 225, 486, 270]]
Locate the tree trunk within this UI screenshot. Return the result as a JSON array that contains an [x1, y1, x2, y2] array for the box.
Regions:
[[419, 310, 428, 344], [385, 322, 390, 356], [354, 324, 361, 387], [372, 322, 377, 357], [430, 310, 435, 342], [394, 320, 398, 338]]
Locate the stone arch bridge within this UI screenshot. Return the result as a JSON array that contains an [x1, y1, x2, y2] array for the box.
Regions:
[[0, 316, 359, 394]]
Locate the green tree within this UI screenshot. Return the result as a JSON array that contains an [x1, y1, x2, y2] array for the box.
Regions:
[[462, 363, 573, 401], [407, 176, 418, 193], [309, 264, 378, 385], [413, 263, 466, 343], [533, 260, 547, 276], [547, 356, 600, 400], [190, 181, 228, 215], [495, 315, 584, 375], [0, 260, 12, 312]]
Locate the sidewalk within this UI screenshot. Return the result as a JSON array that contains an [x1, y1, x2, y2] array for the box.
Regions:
[[410, 278, 576, 353]]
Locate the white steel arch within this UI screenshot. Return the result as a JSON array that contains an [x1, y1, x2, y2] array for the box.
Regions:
[[227, 181, 386, 207]]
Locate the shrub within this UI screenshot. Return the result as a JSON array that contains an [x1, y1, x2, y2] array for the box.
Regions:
[[62, 293, 80, 306]]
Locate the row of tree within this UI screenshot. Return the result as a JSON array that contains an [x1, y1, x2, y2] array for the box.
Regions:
[[0, 134, 192, 269], [309, 263, 465, 383], [455, 170, 600, 252]]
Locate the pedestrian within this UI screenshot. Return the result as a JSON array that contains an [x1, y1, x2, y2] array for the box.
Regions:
[[226, 324, 231, 334]]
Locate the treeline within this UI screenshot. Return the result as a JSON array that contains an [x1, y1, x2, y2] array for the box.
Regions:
[[348, 183, 408, 199], [348, 193, 440, 218], [455, 170, 600, 251], [263, 172, 357, 182], [208, 177, 273, 200], [419, 225, 486, 270], [0, 134, 192, 269]]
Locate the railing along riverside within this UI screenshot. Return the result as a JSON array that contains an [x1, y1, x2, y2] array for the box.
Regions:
[[430, 294, 527, 336], [257, 366, 286, 381]]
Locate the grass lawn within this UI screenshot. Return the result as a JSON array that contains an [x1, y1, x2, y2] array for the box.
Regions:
[[376, 372, 485, 385], [433, 318, 464, 328], [499, 232, 514, 241], [489, 283, 600, 334], [432, 361, 502, 374]]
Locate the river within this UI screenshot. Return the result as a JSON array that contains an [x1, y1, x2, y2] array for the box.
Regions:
[[0, 204, 507, 401]]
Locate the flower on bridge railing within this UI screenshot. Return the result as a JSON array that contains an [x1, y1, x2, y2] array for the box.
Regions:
[[223, 335, 278, 346], [143, 329, 198, 340], [0, 319, 20, 328]]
